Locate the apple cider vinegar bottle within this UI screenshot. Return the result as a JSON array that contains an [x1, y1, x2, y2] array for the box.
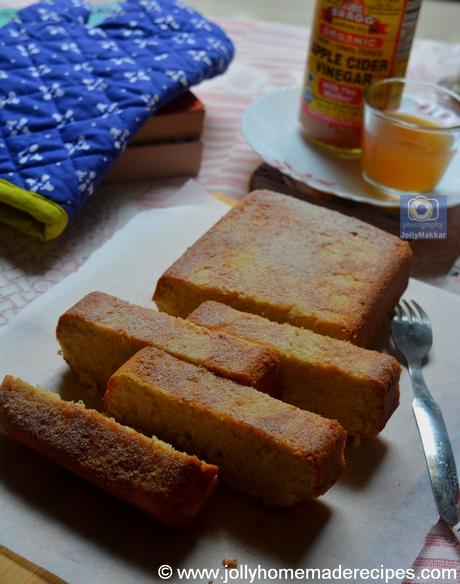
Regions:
[[300, 0, 422, 155]]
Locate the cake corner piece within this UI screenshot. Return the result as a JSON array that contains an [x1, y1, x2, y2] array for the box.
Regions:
[[0, 374, 218, 528], [152, 189, 413, 345]]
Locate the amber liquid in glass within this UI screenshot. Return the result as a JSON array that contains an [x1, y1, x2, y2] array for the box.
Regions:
[[362, 112, 455, 192]]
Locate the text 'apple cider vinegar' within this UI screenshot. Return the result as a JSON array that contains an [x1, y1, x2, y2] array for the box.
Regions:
[[300, 0, 422, 155]]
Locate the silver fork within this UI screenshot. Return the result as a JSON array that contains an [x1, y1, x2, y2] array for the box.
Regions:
[[392, 300, 460, 543]]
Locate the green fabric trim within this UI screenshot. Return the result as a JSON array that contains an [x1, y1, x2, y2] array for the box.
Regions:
[[0, 3, 120, 27], [0, 179, 68, 241]]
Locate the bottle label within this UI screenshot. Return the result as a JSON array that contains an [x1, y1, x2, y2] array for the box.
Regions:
[[302, 0, 422, 127]]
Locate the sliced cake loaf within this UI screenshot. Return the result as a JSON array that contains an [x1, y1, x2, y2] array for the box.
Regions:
[[188, 301, 400, 436], [104, 346, 346, 507], [0, 375, 218, 528], [56, 291, 280, 395]]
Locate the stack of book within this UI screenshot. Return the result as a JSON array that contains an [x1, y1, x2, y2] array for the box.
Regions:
[[104, 91, 205, 183]]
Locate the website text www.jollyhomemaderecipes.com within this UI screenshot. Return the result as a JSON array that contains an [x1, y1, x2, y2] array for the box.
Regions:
[[156, 563, 458, 583]]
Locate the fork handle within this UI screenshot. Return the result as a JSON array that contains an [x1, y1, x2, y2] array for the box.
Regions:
[[408, 363, 460, 528]]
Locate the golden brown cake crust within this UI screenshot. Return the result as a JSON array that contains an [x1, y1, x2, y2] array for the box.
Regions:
[[154, 190, 412, 345], [188, 301, 401, 436], [56, 291, 280, 395], [0, 375, 217, 528], [105, 346, 346, 506]]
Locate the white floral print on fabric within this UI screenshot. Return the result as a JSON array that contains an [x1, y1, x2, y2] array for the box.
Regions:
[[0, 0, 234, 228], [6, 118, 30, 136], [110, 127, 130, 150], [76, 169, 96, 194], [64, 136, 91, 155], [18, 144, 43, 165], [25, 173, 54, 192]]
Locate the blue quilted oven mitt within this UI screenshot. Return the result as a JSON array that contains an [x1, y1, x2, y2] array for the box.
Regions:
[[0, 0, 234, 240]]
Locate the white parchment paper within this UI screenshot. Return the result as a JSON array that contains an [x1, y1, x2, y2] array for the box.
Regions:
[[0, 181, 459, 584]]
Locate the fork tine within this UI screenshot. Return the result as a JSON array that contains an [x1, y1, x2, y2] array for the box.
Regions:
[[394, 304, 403, 320], [412, 300, 430, 326], [403, 299, 417, 322], [402, 299, 416, 322], [398, 302, 409, 322]]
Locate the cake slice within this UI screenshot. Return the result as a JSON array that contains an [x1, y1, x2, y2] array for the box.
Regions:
[[0, 375, 217, 528], [188, 301, 400, 436], [56, 291, 280, 395], [105, 346, 346, 507], [153, 190, 412, 346]]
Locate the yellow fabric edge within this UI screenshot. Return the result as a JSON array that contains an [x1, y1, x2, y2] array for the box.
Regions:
[[0, 179, 68, 241], [212, 192, 237, 207]]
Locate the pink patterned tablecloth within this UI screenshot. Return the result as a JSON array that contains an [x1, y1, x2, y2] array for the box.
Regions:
[[1, 16, 459, 583]]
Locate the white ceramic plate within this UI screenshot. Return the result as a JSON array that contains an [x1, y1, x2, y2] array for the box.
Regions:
[[242, 86, 460, 209]]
